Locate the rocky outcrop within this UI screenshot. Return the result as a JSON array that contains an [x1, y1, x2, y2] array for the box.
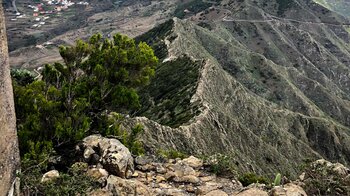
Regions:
[[297, 159, 350, 195], [0, 1, 20, 195], [82, 152, 313, 196], [69, 139, 350, 195], [79, 135, 134, 178]]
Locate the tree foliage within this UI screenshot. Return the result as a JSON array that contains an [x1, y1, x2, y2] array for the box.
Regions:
[[13, 33, 158, 158]]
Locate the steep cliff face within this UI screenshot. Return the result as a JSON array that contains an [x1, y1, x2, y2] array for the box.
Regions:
[[0, 1, 20, 195], [123, 0, 350, 178]]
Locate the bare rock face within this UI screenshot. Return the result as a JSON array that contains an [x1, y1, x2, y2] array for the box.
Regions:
[[0, 1, 20, 195], [80, 135, 134, 178]]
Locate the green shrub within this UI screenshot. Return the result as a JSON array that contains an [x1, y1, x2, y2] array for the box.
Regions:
[[20, 162, 99, 195], [238, 173, 270, 187], [205, 154, 236, 177], [158, 149, 188, 159], [11, 68, 36, 86], [14, 33, 157, 157]]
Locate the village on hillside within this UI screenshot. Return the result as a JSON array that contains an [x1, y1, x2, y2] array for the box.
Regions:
[[7, 0, 90, 28]]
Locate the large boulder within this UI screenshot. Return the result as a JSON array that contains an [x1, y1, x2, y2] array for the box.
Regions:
[[80, 135, 134, 178]]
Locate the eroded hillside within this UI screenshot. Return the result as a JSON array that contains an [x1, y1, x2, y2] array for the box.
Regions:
[[122, 0, 350, 178]]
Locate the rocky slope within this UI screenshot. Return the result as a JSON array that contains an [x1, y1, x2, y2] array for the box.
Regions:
[[121, 0, 350, 178], [43, 135, 350, 195]]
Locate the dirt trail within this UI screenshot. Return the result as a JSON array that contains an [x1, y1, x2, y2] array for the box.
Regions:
[[222, 14, 350, 26]]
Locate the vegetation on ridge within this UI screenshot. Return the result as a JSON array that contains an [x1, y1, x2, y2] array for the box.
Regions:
[[13, 33, 158, 194]]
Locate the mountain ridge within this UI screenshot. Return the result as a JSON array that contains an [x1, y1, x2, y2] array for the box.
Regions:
[[123, 0, 350, 177], [5, 0, 350, 178]]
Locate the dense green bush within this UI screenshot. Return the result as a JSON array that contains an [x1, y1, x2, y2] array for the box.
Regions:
[[11, 69, 36, 86]]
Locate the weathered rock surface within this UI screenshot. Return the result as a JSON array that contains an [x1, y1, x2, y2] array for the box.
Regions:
[[80, 135, 134, 178], [89, 189, 113, 196], [87, 168, 109, 184], [41, 170, 60, 183], [236, 188, 269, 196], [0, 2, 20, 195], [205, 190, 228, 196], [270, 183, 307, 196], [182, 156, 203, 169], [106, 175, 151, 195]]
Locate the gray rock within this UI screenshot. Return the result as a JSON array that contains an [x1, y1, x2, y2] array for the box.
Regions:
[[88, 189, 113, 196], [41, 170, 59, 183], [205, 190, 228, 196], [106, 175, 151, 195], [83, 146, 95, 161], [269, 183, 307, 196], [135, 156, 152, 166], [182, 156, 203, 169], [81, 135, 134, 178], [99, 137, 134, 178], [87, 168, 109, 179], [235, 188, 269, 196]]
